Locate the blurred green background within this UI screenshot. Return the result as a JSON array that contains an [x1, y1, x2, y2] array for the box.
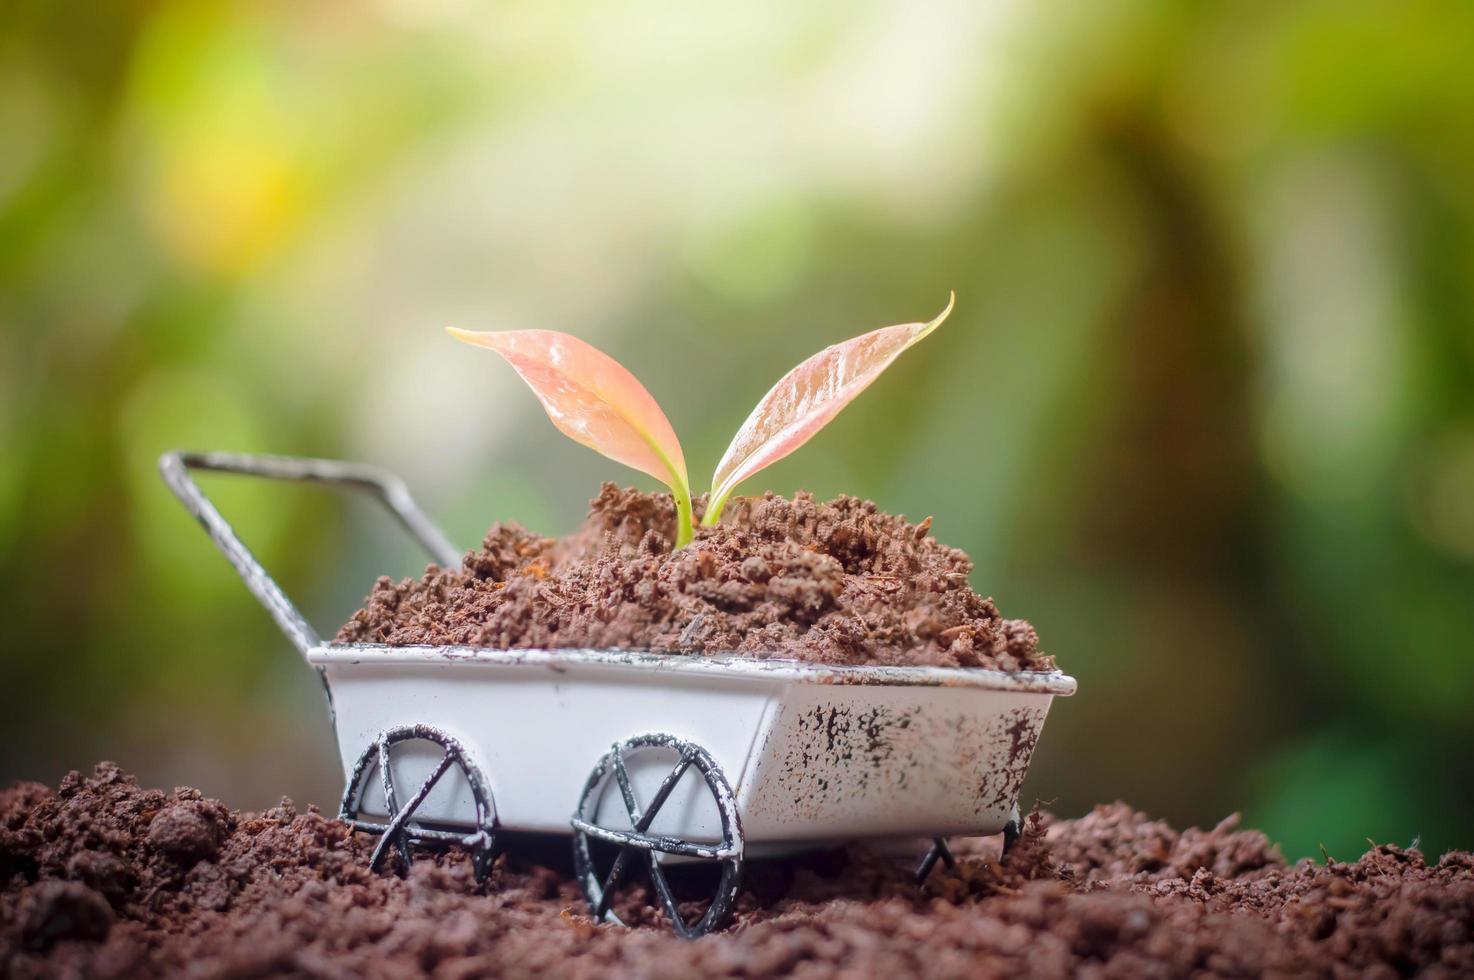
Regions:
[[3, 0, 1472, 862]]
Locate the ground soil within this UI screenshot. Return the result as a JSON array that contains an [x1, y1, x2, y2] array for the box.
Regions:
[[337, 486, 1052, 671], [3, 764, 1471, 978]]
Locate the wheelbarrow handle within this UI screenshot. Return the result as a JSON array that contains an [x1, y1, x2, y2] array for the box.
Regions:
[[158, 450, 461, 657]]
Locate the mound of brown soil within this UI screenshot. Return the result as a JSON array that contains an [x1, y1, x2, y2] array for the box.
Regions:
[[337, 486, 1051, 671], [4, 765, 1471, 978]]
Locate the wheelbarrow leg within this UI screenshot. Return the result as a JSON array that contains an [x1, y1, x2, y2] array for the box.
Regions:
[[915, 803, 1023, 885], [1001, 803, 1022, 855], [915, 837, 957, 884]]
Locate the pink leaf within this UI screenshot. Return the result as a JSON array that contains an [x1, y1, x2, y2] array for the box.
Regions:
[[446, 328, 690, 496], [705, 294, 954, 522]]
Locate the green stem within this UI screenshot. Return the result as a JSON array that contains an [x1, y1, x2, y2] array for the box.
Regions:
[[700, 491, 728, 528], [673, 483, 694, 548]]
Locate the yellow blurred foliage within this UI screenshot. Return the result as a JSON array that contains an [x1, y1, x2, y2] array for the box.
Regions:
[[148, 134, 306, 275]]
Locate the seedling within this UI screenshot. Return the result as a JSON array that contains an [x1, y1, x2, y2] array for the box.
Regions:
[[447, 294, 954, 547]]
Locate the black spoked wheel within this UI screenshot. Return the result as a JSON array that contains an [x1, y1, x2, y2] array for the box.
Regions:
[[570, 734, 744, 939], [339, 724, 498, 884]]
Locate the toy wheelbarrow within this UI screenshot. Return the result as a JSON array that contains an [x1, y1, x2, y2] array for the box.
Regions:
[[161, 450, 1076, 937]]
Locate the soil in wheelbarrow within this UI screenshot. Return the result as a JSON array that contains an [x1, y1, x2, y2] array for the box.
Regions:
[[337, 485, 1053, 671], [5, 765, 1473, 978]]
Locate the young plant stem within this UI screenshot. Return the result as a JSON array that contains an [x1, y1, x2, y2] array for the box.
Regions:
[[700, 493, 728, 528], [674, 484, 694, 547]]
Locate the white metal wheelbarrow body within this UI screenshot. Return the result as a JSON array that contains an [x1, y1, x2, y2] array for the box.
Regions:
[[161, 451, 1076, 938], [314, 646, 1072, 848]]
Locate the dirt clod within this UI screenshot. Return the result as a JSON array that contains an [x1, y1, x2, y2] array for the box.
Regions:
[[3, 765, 1471, 978], [145, 802, 226, 866], [337, 486, 1054, 670], [16, 880, 114, 951]]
